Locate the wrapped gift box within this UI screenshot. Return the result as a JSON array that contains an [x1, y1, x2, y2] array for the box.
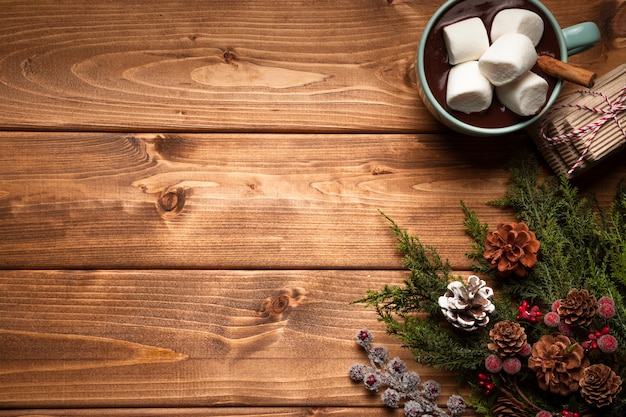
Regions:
[[530, 64, 625, 178]]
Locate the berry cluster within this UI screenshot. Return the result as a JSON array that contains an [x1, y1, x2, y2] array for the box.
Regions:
[[581, 326, 616, 352], [516, 300, 542, 323], [476, 373, 495, 396], [542, 296, 618, 354], [479, 294, 620, 416], [350, 329, 466, 416]]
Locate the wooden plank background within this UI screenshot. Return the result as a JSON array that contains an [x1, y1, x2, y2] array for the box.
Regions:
[[1, 1, 625, 416], [1, 132, 625, 271], [0, 132, 525, 270], [0, 270, 468, 408]]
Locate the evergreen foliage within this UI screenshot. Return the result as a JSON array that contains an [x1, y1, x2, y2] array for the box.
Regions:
[[356, 153, 626, 416]]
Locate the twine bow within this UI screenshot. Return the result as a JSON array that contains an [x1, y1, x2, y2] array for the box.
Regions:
[[540, 84, 626, 175]]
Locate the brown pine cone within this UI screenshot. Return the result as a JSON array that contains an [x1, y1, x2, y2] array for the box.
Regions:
[[491, 396, 526, 417], [580, 364, 623, 408], [483, 221, 540, 277], [558, 289, 598, 327], [528, 333, 589, 396], [488, 320, 527, 356]]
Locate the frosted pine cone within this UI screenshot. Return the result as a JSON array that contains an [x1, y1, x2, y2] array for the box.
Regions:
[[488, 320, 527, 357], [438, 275, 495, 331], [580, 364, 622, 408], [557, 289, 598, 327]]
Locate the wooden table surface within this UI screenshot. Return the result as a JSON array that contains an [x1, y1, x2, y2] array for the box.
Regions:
[[1, 1, 624, 416]]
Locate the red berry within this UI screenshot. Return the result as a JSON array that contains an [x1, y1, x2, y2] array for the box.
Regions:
[[484, 354, 503, 373], [502, 357, 522, 375], [519, 343, 532, 357], [598, 334, 619, 353], [599, 302, 616, 319], [544, 312, 560, 327]]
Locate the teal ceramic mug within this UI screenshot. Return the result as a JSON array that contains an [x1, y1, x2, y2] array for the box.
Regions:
[[417, 0, 601, 137]]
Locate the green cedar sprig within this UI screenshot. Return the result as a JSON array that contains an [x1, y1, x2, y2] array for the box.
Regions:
[[355, 210, 452, 318], [354, 211, 494, 372]]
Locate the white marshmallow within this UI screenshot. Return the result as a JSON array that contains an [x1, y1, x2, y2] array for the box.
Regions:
[[443, 17, 490, 65], [478, 33, 537, 86], [491, 8, 544, 46], [446, 61, 493, 113], [496, 71, 548, 116]]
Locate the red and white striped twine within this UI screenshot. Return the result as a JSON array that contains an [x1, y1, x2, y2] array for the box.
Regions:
[[540, 84, 626, 175]]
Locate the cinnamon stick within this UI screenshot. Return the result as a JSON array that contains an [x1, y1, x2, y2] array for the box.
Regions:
[[537, 55, 596, 88]]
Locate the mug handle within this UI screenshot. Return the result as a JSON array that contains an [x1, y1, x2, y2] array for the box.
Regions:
[[562, 22, 601, 56]]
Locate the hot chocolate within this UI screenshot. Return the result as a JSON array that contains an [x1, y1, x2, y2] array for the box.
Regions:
[[422, 0, 561, 128]]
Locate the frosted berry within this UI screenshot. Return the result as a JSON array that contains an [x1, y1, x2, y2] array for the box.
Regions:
[[518, 342, 532, 357], [381, 388, 401, 408], [558, 321, 573, 336], [364, 372, 382, 391], [543, 311, 560, 327], [598, 298, 616, 319], [349, 363, 367, 382], [369, 345, 388, 365], [447, 394, 466, 416], [356, 329, 374, 347], [484, 354, 503, 373], [398, 371, 420, 391], [597, 334, 618, 353], [502, 357, 522, 375], [404, 400, 424, 417], [387, 357, 407, 375], [422, 379, 441, 400], [598, 296, 615, 306]]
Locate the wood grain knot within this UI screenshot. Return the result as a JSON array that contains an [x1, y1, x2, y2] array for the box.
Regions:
[[157, 187, 186, 218], [270, 295, 290, 314], [223, 50, 237, 64], [371, 166, 393, 175], [259, 288, 307, 321]]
